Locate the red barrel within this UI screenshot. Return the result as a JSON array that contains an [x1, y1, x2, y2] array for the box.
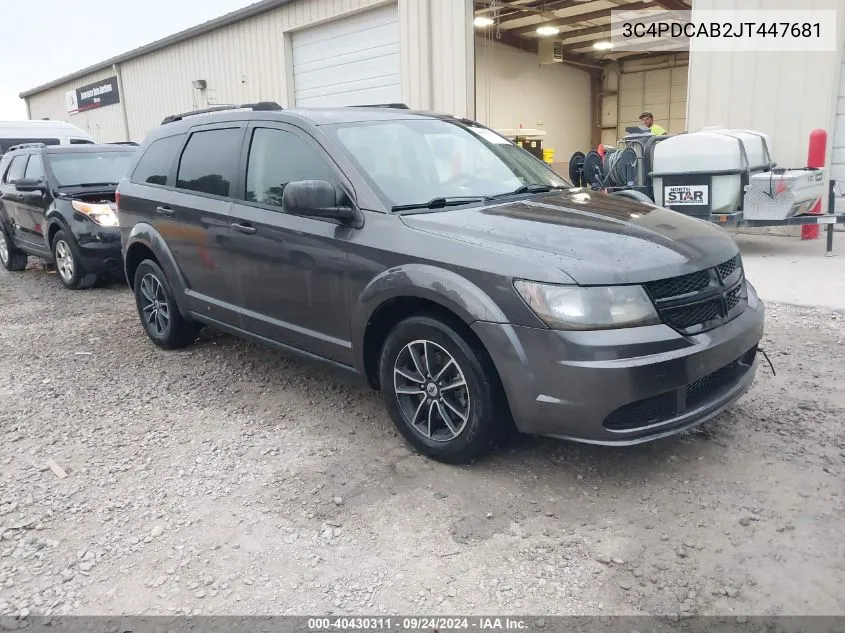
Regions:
[[803, 129, 827, 239]]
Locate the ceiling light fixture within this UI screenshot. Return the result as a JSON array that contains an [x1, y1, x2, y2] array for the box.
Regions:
[[473, 15, 494, 27], [593, 41, 613, 50], [536, 25, 560, 36]]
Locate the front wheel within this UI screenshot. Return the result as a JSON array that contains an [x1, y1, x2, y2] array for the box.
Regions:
[[133, 259, 200, 349], [51, 230, 97, 290], [378, 315, 510, 463], [0, 228, 28, 272]]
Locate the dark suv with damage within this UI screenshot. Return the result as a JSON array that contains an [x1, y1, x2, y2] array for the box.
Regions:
[[117, 103, 764, 463], [0, 143, 136, 288]]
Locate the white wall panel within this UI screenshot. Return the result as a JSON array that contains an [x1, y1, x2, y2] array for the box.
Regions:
[[399, 0, 473, 117], [688, 0, 845, 168], [474, 39, 591, 160]]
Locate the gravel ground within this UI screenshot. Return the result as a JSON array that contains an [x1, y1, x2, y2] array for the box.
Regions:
[[0, 261, 843, 619]]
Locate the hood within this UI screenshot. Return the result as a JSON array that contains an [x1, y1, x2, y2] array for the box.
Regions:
[[399, 189, 738, 285]]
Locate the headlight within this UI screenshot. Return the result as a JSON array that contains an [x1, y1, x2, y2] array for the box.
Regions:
[[514, 280, 660, 330], [71, 200, 119, 227]]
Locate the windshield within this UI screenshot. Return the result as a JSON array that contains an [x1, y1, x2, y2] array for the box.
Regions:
[[329, 118, 569, 208], [47, 151, 135, 187]]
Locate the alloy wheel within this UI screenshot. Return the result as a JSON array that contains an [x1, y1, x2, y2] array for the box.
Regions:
[[55, 240, 75, 282], [139, 273, 170, 336], [393, 339, 471, 442], [0, 231, 8, 265]]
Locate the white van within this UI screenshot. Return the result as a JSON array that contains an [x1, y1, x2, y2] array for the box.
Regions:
[[0, 120, 96, 155]]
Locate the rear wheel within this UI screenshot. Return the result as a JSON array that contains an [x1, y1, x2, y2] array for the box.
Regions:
[[133, 259, 200, 349], [378, 315, 510, 463], [0, 228, 28, 271], [51, 230, 97, 290]]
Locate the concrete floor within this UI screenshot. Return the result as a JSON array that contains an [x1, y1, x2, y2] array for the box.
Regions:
[[735, 231, 845, 311]]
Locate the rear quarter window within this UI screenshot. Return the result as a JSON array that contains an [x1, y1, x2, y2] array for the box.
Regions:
[[131, 134, 184, 186]]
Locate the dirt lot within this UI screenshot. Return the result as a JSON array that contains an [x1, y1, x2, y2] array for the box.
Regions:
[[0, 262, 843, 619]]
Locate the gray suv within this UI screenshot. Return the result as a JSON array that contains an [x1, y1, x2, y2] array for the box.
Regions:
[[117, 103, 764, 463]]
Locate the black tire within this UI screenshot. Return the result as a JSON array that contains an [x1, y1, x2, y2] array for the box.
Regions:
[[378, 315, 510, 464], [133, 259, 200, 350], [51, 230, 97, 290], [0, 226, 28, 272]]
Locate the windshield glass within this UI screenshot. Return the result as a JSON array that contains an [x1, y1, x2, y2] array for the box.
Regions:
[[329, 118, 569, 208], [47, 151, 135, 187]]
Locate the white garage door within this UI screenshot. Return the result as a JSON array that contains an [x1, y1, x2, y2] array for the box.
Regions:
[[617, 66, 687, 137], [291, 4, 401, 108]]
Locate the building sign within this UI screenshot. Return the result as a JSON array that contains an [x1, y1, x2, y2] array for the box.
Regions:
[[65, 76, 120, 114]]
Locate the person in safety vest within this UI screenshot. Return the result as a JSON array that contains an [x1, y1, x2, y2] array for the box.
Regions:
[[639, 111, 667, 135]]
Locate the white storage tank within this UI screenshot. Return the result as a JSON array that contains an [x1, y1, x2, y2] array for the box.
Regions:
[[652, 130, 773, 217]]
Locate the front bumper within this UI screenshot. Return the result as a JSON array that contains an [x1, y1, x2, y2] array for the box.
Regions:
[[473, 284, 765, 445], [73, 221, 123, 277]]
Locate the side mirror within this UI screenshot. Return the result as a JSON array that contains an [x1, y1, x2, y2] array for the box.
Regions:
[[15, 178, 44, 193], [282, 180, 356, 223]]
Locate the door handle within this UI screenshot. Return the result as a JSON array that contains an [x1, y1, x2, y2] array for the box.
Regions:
[[230, 222, 257, 235], [156, 205, 174, 216]]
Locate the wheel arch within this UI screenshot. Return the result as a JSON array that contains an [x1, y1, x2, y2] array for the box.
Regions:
[[352, 264, 509, 389], [123, 223, 186, 297]]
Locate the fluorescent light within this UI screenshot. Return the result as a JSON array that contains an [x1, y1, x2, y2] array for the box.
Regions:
[[593, 41, 613, 50], [536, 25, 560, 36], [474, 16, 494, 27]]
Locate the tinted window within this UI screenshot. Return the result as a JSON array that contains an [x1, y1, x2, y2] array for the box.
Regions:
[[246, 128, 334, 208], [176, 128, 243, 197], [132, 135, 183, 186], [69, 139, 94, 145], [48, 152, 135, 187], [0, 138, 60, 153], [4, 156, 28, 183], [24, 154, 44, 180]]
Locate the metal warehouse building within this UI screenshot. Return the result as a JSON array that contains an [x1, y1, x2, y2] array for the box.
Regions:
[[18, 0, 845, 201]]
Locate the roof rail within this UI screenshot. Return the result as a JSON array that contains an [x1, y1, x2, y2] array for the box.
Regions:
[[6, 142, 47, 152], [109, 141, 140, 146], [348, 103, 410, 109], [161, 101, 283, 125]]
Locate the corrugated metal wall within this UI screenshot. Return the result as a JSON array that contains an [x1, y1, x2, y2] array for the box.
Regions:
[[26, 0, 474, 142], [687, 0, 845, 168], [26, 66, 129, 143], [397, 0, 473, 117]]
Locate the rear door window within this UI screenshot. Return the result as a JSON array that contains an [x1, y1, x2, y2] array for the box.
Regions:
[[24, 154, 44, 181], [176, 128, 243, 198], [69, 139, 94, 145], [131, 135, 183, 186], [4, 156, 28, 184]]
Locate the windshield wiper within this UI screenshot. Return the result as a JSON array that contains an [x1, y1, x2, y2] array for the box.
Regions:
[[60, 182, 119, 188], [487, 184, 564, 199], [392, 196, 486, 212]]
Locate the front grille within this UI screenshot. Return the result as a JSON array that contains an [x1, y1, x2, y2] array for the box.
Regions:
[[725, 284, 742, 312], [716, 255, 739, 281], [644, 255, 746, 333], [602, 348, 756, 431], [662, 299, 722, 330], [647, 270, 710, 300]]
